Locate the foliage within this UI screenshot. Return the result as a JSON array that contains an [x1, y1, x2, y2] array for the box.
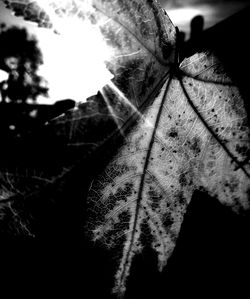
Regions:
[[0, 25, 47, 102], [1, 0, 250, 298]]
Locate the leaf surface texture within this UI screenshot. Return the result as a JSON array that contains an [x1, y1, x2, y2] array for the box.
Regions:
[[87, 51, 250, 295]]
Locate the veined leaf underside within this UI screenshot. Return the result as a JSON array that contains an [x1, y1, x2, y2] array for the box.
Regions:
[[177, 65, 250, 179], [87, 51, 250, 296]]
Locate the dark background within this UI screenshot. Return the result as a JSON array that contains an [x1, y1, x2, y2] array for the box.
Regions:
[[159, 0, 250, 37]]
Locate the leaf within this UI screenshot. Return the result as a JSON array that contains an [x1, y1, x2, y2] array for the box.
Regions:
[[0, 1, 176, 233], [87, 50, 250, 296], [2, 0, 250, 297]]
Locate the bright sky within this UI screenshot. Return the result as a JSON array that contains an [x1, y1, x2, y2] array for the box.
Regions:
[[0, 1, 114, 104]]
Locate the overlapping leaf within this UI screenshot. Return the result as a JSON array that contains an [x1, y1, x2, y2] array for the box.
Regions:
[[2, 0, 176, 153], [0, 1, 176, 234], [87, 51, 250, 296], [3, 0, 176, 110]]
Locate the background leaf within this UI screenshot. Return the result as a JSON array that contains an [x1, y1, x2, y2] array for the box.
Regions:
[[3, 0, 176, 110], [0, 0, 176, 237]]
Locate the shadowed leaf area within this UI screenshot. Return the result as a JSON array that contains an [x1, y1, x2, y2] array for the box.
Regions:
[[0, 0, 250, 298]]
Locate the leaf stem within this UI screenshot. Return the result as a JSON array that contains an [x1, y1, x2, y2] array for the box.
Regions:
[[119, 69, 174, 288]]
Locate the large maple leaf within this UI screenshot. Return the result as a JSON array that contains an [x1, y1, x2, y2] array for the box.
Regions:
[[1, 0, 250, 297], [87, 50, 250, 295]]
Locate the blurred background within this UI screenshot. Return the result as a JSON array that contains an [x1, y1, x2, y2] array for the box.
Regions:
[[159, 0, 250, 38]]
